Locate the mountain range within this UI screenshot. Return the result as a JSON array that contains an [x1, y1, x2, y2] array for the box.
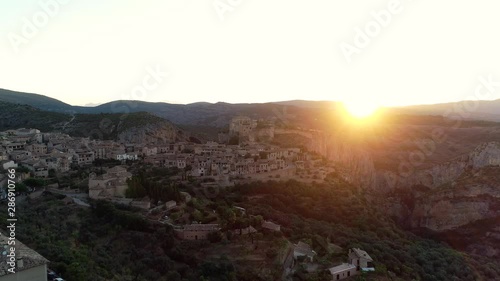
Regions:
[[3, 88, 500, 127]]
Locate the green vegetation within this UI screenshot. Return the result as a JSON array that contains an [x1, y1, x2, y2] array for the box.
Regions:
[[232, 177, 480, 281], [0, 101, 70, 132], [0, 100, 179, 141], [23, 178, 47, 187], [125, 168, 181, 204], [65, 112, 168, 140], [3, 171, 496, 280], [0, 194, 234, 281]]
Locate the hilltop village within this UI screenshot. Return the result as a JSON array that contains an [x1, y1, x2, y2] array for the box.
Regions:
[[0, 116, 331, 187], [0, 116, 375, 280]]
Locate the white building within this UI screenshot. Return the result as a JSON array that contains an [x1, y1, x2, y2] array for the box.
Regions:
[[348, 248, 375, 272], [329, 263, 357, 280], [116, 153, 138, 161]]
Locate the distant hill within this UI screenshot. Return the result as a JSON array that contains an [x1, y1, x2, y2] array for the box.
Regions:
[[0, 101, 71, 132], [0, 88, 79, 113], [272, 100, 340, 109], [0, 101, 188, 143], [395, 99, 500, 121]]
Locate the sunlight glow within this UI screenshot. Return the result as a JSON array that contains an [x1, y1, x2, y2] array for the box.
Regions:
[[342, 101, 379, 119]]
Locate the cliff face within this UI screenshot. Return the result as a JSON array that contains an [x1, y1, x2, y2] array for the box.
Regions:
[[395, 142, 500, 190], [312, 134, 500, 258], [308, 133, 377, 190], [411, 181, 500, 231], [407, 167, 500, 259], [381, 143, 500, 232], [377, 144, 500, 261]]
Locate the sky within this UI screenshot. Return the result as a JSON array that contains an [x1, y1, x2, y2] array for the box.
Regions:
[[1, 0, 500, 106]]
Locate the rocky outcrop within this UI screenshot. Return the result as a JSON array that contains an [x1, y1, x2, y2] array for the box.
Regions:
[[379, 142, 500, 191], [117, 122, 185, 144], [308, 133, 377, 190], [411, 187, 499, 231], [381, 143, 500, 233], [310, 132, 500, 259]]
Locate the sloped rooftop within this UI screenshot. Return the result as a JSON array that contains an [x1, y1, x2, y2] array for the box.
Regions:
[[0, 232, 49, 276]]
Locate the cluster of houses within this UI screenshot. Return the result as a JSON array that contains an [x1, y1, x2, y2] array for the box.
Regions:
[[1, 127, 315, 182], [328, 248, 375, 280], [291, 240, 375, 280], [142, 141, 308, 178], [167, 209, 375, 280], [170, 219, 281, 241], [0, 128, 101, 176]]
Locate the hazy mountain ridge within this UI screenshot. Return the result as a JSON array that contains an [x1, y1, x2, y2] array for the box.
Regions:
[[395, 99, 500, 121], [6, 88, 500, 126]]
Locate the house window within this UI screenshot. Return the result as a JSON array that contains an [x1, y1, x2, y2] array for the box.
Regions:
[[348, 271, 350, 277], [336, 274, 339, 280]]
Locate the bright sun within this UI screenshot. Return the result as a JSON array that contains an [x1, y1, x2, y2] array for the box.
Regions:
[[342, 101, 379, 119]]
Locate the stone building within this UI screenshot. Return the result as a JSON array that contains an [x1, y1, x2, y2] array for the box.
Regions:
[[0, 231, 49, 281], [174, 224, 220, 240], [88, 166, 132, 199]]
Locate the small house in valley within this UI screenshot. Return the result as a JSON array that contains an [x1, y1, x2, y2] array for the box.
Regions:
[[293, 241, 317, 263], [329, 263, 356, 280], [175, 223, 220, 240], [261, 220, 281, 232], [348, 248, 375, 272]]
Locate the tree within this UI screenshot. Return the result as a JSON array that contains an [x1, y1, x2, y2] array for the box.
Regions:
[[183, 165, 192, 180], [208, 231, 223, 243], [23, 178, 46, 187], [65, 262, 86, 281], [165, 271, 182, 281], [228, 136, 239, 145], [250, 215, 263, 227], [125, 176, 147, 198], [48, 168, 57, 178], [259, 152, 268, 159]]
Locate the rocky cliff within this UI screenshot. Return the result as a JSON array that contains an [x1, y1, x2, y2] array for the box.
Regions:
[[311, 131, 500, 260], [383, 142, 500, 190], [406, 166, 500, 260], [379, 143, 500, 231], [61, 111, 188, 144], [308, 132, 377, 190], [117, 121, 184, 144]]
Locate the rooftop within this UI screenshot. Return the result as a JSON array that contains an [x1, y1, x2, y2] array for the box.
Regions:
[[0, 232, 49, 276], [294, 241, 316, 257], [262, 220, 281, 231], [350, 248, 373, 261], [184, 224, 220, 231], [329, 263, 356, 274]]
